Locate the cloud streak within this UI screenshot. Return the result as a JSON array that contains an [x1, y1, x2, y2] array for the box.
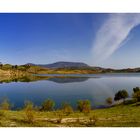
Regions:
[[92, 14, 140, 64]]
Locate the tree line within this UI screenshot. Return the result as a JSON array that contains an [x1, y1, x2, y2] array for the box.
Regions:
[[106, 86, 140, 105], [0, 62, 31, 71]]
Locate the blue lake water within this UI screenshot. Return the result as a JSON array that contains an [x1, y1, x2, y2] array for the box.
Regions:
[[0, 73, 140, 110]]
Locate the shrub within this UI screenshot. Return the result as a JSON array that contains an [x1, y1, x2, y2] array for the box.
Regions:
[[133, 87, 140, 93], [88, 115, 98, 126], [41, 99, 55, 111], [0, 99, 11, 110], [24, 101, 35, 123], [77, 100, 91, 114], [114, 89, 128, 103], [106, 97, 113, 105], [132, 91, 140, 102], [61, 102, 73, 116]]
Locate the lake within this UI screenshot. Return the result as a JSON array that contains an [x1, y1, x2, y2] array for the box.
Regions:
[[0, 73, 140, 110]]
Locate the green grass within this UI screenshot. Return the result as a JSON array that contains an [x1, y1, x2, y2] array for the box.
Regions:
[[0, 103, 140, 127]]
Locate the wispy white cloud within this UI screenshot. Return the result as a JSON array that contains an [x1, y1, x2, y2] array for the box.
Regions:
[[92, 14, 140, 64]]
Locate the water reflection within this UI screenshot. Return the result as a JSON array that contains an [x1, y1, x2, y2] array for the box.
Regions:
[[0, 75, 90, 84], [47, 77, 89, 83]]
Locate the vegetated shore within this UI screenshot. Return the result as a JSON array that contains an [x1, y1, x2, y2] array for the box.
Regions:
[[1, 63, 140, 76], [0, 102, 140, 127]]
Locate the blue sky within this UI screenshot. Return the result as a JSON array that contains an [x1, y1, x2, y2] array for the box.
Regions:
[[0, 13, 140, 68]]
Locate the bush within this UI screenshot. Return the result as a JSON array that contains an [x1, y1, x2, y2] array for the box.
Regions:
[[114, 89, 128, 102], [0, 99, 11, 110], [106, 97, 113, 105], [24, 101, 35, 123], [132, 91, 140, 102], [88, 115, 98, 126], [41, 99, 55, 111], [133, 87, 140, 93], [77, 100, 91, 114], [61, 102, 73, 116]]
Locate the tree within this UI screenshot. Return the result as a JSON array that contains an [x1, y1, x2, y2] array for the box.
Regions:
[[132, 92, 140, 102], [24, 64, 31, 69], [41, 99, 55, 111], [0, 62, 3, 69], [114, 90, 128, 103], [106, 97, 113, 105], [133, 87, 140, 93], [121, 90, 129, 102], [132, 87, 140, 101], [61, 102, 73, 115], [77, 100, 91, 114]]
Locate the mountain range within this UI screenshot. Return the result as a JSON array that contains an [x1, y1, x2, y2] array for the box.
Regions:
[[26, 61, 140, 73], [26, 61, 91, 69]]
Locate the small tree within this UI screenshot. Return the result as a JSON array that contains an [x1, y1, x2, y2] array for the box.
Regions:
[[0, 99, 11, 110], [77, 100, 91, 114], [106, 97, 113, 106], [114, 90, 128, 103], [132, 87, 140, 102], [61, 102, 73, 116], [0, 62, 3, 69], [132, 92, 140, 102], [121, 90, 129, 102], [133, 87, 140, 93], [41, 99, 55, 111], [24, 101, 35, 123]]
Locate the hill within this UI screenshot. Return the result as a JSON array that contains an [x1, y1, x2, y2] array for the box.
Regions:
[[26, 61, 90, 69]]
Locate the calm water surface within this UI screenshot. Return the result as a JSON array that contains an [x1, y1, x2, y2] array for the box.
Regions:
[[0, 73, 140, 110]]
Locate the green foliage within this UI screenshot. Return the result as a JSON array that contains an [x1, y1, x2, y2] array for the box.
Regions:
[[61, 102, 73, 115], [17, 66, 26, 71], [106, 97, 113, 105], [132, 87, 140, 101], [23, 64, 31, 69], [24, 101, 35, 123], [41, 99, 55, 111], [12, 65, 18, 69], [133, 87, 140, 93], [114, 89, 128, 102], [0, 99, 11, 110], [77, 100, 91, 114], [17, 65, 31, 71], [133, 92, 140, 101], [2, 64, 12, 70]]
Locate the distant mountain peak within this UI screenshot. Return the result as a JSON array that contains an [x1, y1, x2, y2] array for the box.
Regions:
[[40, 61, 90, 69], [25, 61, 90, 69]]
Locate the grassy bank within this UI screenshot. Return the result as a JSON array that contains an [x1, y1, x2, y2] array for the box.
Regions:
[[0, 103, 140, 127]]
